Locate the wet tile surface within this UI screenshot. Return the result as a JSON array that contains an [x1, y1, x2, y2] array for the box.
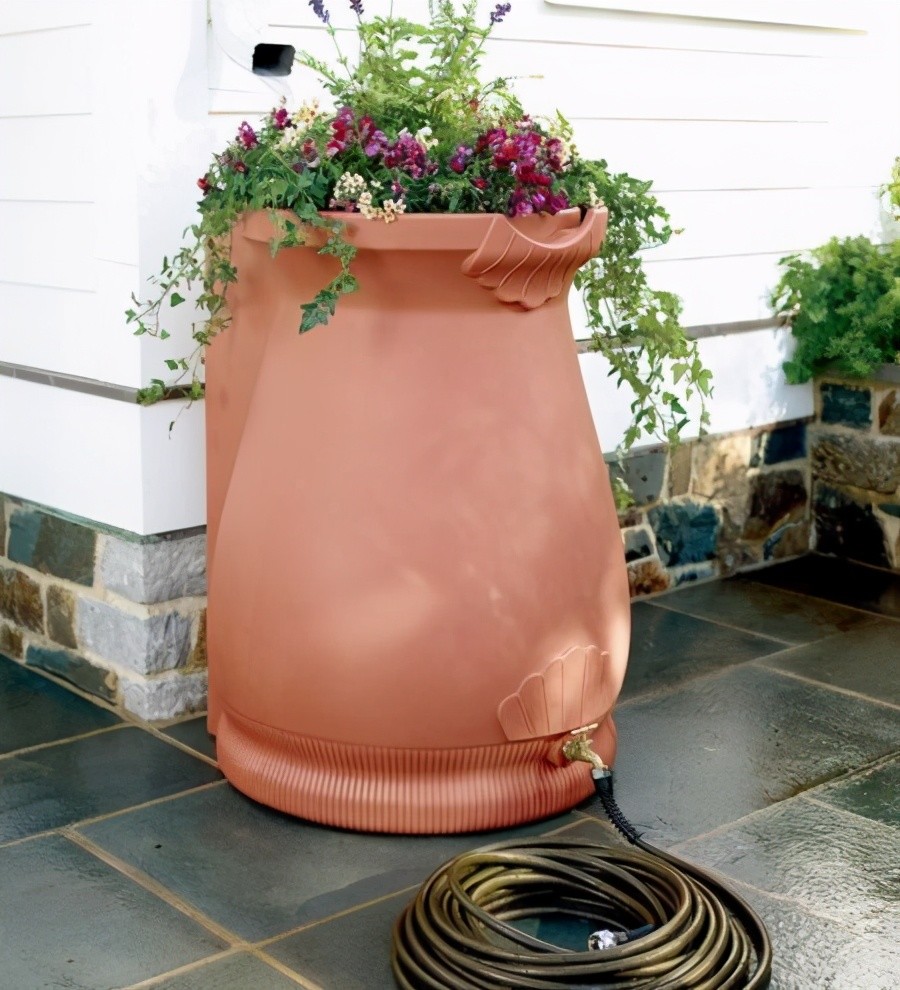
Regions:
[[754, 620, 900, 705], [161, 716, 217, 761], [0, 727, 222, 842], [581, 664, 899, 843], [737, 887, 898, 990], [624, 601, 785, 699], [0, 834, 225, 990], [809, 756, 900, 827], [654, 578, 880, 644], [81, 783, 579, 941], [0, 655, 120, 754], [749, 555, 900, 618], [676, 798, 900, 940], [141, 953, 300, 990]]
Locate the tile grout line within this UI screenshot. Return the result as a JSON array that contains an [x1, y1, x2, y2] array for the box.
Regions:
[[70, 778, 228, 830], [118, 948, 244, 990], [140, 723, 219, 769], [0, 779, 229, 850], [723, 871, 898, 937], [665, 747, 900, 855], [252, 948, 324, 989], [258, 815, 608, 948], [63, 827, 252, 949], [749, 659, 900, 711], [0, 722, 128, 762], [258, 885, 422, 949], [740, 578, 900, 625], [640, 597, 798, 646], [799, 791, 900, 830]]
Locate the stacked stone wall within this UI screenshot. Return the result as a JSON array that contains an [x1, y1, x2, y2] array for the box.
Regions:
[[0, 417, 822, 718], [0, 493, 207, 719], [612, 420, 811, 596], [810, 373, 900, 572]]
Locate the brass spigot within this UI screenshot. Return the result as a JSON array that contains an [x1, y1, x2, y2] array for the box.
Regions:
[[561, 722, 609, 775]]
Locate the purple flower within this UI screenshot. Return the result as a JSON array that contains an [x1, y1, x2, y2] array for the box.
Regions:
[[349, 0, 364, 15], [490, 3, 511, 25], [449, 145, 473, 173], [309, 0, 330, 24], [237, 122, 258, 149]]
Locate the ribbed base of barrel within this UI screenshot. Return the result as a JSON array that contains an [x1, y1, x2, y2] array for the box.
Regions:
[[215, 709, 602, 834]]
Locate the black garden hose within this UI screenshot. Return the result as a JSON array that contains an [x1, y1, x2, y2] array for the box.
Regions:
[[391, 770, 772, 989]]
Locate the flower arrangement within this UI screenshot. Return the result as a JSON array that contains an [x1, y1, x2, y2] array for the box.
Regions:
[[129, 0, 711, 451]]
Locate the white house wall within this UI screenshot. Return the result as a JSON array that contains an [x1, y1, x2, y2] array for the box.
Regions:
[[2, 0, 897, 533]]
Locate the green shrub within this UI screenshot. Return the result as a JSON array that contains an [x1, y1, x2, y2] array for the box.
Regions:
[[771, 235, 900, 384]]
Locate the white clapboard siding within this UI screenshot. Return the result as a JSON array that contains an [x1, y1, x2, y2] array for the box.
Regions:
[[0, 202, 96, 291], [0, 25, 91, 117], [579, 325, 814, 451], [0, 375, 206, 535], [0, 1, 92, 35], [651, 186, 882, 261], [570, 118, 895, 193], [265, 0, 871, 57], [643, 253, 789, 327], [0, 117, 94, 201]]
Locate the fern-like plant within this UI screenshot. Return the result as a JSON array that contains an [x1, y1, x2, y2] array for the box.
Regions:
[[772, 235, 900, 383]]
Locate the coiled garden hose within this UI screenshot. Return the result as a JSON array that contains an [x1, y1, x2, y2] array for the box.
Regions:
[[391, 744, 772, 989]]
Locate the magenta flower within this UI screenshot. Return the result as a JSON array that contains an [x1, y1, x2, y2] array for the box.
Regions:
[[233, 161, 248, 173], [383, 131, 435, 179], [197, 175, 212, 193], [237, 122, 258, 149], [358, 115, 387, 157], [271, 107, 291, 130]]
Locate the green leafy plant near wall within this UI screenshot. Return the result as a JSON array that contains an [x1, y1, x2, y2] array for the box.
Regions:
[[129, 1, 711, 450], [772, 236, 900, 384]]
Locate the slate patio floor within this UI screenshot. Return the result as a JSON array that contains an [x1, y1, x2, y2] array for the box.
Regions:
[[1, 555, 897, 989]]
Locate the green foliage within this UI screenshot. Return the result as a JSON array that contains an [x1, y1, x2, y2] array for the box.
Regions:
[[771, 235, 900, 384], [127, 1, 711, 451], [885, 156, 900, 220]]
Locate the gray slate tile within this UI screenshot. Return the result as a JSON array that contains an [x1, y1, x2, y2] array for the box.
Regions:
[[140, 953, 299, 990], [755, 620, 900, 705], [0, 727, 222, 842], [0, 834, 225, 990], [808, 757, 900, 828], [0, 655, 120, 755], [675, 798, 900, 941], [81, 784, 579, 941], [161, 716, 217, 761], [586, 665, 899, 843], [656, 578, 880, 644], [624, 602, 785, 699]]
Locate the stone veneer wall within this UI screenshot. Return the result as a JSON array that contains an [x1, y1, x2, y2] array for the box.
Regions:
[[0, 420, 814, 719], [0, 493, 207, 720], [612, 420, 811, 596], [809, 372, 900, 572]]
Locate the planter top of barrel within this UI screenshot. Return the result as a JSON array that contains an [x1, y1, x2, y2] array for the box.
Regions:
[[128, 3, 712, 452]]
